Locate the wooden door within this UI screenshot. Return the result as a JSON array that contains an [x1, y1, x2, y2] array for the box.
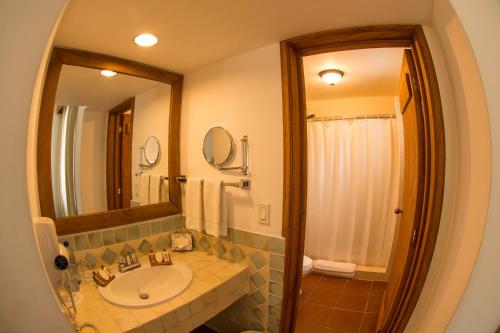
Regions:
[[376, 49, 426, 332], [120, 114, 132, 208]]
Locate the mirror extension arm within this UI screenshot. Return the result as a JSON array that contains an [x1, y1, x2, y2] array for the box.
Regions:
[[217, 135, 248, 175]]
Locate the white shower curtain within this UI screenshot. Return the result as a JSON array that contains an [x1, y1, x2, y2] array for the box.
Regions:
[[305, 118, 400, 267]]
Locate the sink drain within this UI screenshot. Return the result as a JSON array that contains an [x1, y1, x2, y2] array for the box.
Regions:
[[139, 292, 150, 300]]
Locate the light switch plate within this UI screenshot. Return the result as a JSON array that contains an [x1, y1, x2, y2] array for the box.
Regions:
[[258, 203, 270, 225]]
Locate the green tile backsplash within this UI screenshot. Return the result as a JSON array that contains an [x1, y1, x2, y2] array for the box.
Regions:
[[58, 214, 285, 332]]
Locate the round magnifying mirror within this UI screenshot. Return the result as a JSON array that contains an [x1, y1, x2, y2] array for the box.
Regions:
[[144, 136, 160, 165], [203, 127, 234, 167]]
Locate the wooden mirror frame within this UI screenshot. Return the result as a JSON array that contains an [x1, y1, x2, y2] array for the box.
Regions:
[[37, 47, 183, 235], [280, 25, 445, 333]]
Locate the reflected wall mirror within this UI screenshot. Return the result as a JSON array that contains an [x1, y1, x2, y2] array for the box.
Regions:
[[202, 126, 234, 167], [37, 47, 183, 235], [143, 136, 161, 166]]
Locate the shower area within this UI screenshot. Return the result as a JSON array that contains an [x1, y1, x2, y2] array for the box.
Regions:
[[305, 113, 402, 278]]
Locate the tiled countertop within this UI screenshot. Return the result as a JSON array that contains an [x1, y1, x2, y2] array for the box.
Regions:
[[70, 250, 249, 333]]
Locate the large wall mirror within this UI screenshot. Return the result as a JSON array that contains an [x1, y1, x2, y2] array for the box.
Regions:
[[38, 48, 183, 235]]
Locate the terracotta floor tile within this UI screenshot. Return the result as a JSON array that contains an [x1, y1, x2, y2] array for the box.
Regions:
[[370, 281, 387, 295], [344, 279, 372, 294], [297, 302, 333, 326], [325, 309, 364, 332], [306, 288, 342, 307], [336, 292, 369, 312], [295, 322, 325, 333], [318, 276, 348, 291], [366, 295, 382, 314], [360, 313, 378, 333]]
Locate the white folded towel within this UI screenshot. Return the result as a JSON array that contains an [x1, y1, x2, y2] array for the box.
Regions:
[[185, 178, 203, 232], [139, 173, 150, 205], [203, 180, 228, 237], [314, 259, 356, 273], [160, 178, 169, 203], [149, 174, 161, 204]]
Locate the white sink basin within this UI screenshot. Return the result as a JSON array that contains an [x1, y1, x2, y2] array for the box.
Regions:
[[98, 260, 193, 307]]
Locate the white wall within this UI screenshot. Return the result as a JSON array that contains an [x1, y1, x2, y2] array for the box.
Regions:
[[131, 84, 171, 201], [307, 96, 396, 117], [0, 0, 72, 331], [181, 44, 283, 237], [78, 108, 107, 213]]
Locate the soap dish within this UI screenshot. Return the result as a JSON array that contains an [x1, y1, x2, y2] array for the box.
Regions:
[[149, 250, 172, 266]]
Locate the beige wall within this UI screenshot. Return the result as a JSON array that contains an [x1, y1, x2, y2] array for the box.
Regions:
[[404, 1, 494, 332], [1, 0, 72, 331], [131, 84, 171, 202], [307, 96, 396, 118], [441, 0, 500, 331], [78, 108, 107, 214], [181, 44, 283, 237]]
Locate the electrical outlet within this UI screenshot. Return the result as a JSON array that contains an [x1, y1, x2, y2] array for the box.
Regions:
[[258, 203, 270, 225]]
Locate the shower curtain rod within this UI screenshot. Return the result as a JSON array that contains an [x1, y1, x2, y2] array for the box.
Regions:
[[307, 114, 396, 122]]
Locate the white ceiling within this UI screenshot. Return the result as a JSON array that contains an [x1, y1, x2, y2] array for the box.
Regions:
[[304, 48, 405, 100], [55, 0, 433, 74], [56, 65, 163, 111]]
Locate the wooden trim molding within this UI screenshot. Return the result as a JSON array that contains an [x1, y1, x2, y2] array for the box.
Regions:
[[37, 47, 184, 235], [280, 25, 445, 333]]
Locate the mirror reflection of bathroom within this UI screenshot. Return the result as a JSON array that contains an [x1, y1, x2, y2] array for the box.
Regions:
[[52, 65, 171, 217], [297, 48, 405, 332]]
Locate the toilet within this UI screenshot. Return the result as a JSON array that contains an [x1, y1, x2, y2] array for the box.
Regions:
[[303, 255, 313, 275]]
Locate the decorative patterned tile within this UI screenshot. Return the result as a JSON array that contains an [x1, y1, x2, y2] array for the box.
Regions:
[[120, 243, 135, 257], [155, 235, 170, 250], [251, 308, 265, 320], [268, 316, 280, 327], [75, 235, 89, 251], [250, 272, 266, 288], [151, 221, 162, 235], [230, 246, 246, 262], [114, 228, 127, 243], [269, 281, 283, 296], [250, 290, 266, 305], [127, 225, 140, 240], [101, 248, 117, 265], [88, 232, 103, 249], [84, 252, 97, 269], [102, 230, 115, 245], [270, 269, 283, 283], [269, 294, 282, 307], [268, 324, 280, 333], [269, 237, 285, 255], [250, 321, 264, 331], [139, 223, 151, 238], [138, 239, 152, 255], [254, 234, 270, 251], [198, 237, 211, 251], [232, 229, 246, 245], [250, 252, 266, 270], [270, 253, 284, 271], [269, 305, 281, 317], [215, 240, 227, 258]]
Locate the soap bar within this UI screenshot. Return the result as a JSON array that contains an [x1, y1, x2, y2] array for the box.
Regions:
[[154, 251, 163, 263], [99, 268, 109, 280]]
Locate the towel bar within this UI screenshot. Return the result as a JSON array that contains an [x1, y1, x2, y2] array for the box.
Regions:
[[175, 175, 250, 190]]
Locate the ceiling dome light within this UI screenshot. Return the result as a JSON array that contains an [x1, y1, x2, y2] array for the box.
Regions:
[[100, 69, 117, 77], [134, 33, 158, 47], [319, 69, 344, 85]]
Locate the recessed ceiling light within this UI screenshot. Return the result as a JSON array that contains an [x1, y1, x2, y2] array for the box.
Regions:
[[319, 69, 344, 85], [134, 33, 158, 47], [100, 70, 117, 77]]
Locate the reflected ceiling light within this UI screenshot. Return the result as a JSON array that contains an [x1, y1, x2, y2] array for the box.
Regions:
[[134, 33, 158, 47], [319, 69, 344, 85], [100, 69, 117, 77]]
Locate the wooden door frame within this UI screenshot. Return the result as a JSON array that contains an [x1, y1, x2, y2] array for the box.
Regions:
[[280, 25, 445, 333], [106, 98, 135, 210]]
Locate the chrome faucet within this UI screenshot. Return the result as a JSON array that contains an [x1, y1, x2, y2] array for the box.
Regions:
[[118, 251, 141, 273]]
